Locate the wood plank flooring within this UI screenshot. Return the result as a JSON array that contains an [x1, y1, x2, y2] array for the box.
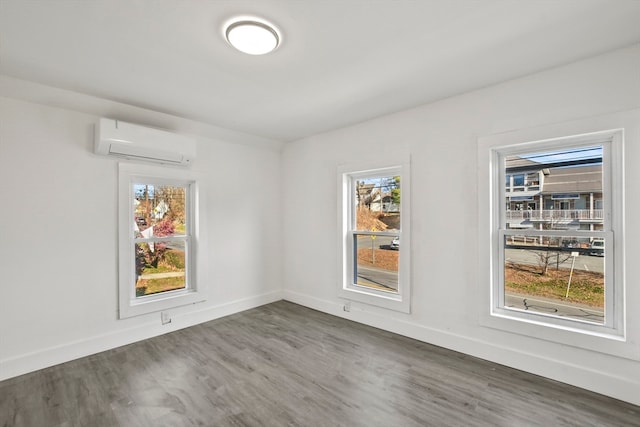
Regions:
[[1, 301, 638, 427]]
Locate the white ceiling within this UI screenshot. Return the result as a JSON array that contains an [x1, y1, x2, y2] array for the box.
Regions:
[[1, 0, 639, 142]]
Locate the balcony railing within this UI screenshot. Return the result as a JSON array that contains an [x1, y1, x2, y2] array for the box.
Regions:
[[507, 185, 540, 192], [505, 209, 603, 221]]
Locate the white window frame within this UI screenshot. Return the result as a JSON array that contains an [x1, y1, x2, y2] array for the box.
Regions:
[[118, 163, 206, 318], [496, 139, 615, 331], [338, 160, 411, 313], [478, 111, 639, 360]]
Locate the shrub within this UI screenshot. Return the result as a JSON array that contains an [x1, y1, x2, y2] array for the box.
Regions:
[[163, 250, 185, 269], [141, 219, 176, 268]]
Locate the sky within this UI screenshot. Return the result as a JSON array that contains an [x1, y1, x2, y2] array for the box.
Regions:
[[520, 146, 602, 165]]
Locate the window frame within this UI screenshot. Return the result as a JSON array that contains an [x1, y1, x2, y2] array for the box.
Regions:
[[338, 160, 411, 313], [118, 163, 206, 319], [495, 138, 615, 333], [477, 111, 638, 360]]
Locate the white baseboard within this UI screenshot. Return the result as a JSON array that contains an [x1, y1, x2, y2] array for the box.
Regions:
[[282, 289, 640, 406], [0, 290, 283, 381], [5, 288, 637, 407]]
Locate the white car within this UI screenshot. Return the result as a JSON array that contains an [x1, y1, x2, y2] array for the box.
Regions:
[[590, 239, 604, 256], [390, 236, 400, 250]]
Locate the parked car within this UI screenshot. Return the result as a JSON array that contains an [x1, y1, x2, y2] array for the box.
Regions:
[[590, 239, 605, 256], [390, 236, 400, 250], [562, 239, 579, 248]]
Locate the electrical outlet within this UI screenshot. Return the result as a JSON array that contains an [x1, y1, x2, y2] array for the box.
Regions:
[[161, 311, 172, 325], [343, 301, 351, 312]]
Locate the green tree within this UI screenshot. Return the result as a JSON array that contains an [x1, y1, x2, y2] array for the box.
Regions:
[[391, 176, 400, 204]]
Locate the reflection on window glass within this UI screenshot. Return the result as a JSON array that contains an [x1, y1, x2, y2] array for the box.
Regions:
[[353, 234, 399, 293]]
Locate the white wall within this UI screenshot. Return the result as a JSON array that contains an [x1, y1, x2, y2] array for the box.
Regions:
[[282, 45, 640, 405], [2, 44, 639, 406], [0, 95, 283, 379]]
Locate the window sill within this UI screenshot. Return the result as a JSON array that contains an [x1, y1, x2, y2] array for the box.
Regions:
[[339, 285, 410, 313], [120, 289, 205, 319], [480, 309, 638, 361]]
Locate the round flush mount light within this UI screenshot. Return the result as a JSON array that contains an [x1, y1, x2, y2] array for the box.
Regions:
[[225, 19, 281, 55]]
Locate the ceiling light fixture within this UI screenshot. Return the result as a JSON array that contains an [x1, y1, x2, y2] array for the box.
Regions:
[[225, 19, 281, 55]]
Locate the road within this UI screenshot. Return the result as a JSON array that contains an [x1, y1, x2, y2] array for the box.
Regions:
[[352, 242, 603, 322], [505, 248, 604, 273], [354, 235, 398, 292], [355, 267, 603, 322], [356, 235, 396, 250], [505, 293, 604, 323], [357, 266, 398, 291]]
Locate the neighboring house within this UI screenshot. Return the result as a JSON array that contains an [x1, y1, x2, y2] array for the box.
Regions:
[[370, 193, 399, 213], [505, 158, 603, 232], [356, 181, 400, 213], [153, 199, 169, 219]]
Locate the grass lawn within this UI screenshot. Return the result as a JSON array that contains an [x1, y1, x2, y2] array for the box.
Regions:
[[136, 248, 186, 296], [136, 275, 185, 296], [139, 264, 174, 274], [506, 262, 604, 307]]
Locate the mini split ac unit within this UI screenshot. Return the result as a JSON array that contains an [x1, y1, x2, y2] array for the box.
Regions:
[[95, 118, 195, 166]]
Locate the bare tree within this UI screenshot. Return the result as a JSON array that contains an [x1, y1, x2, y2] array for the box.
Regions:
[[534, 247, 572, 276], [533, 214, 573, 275], [155, 186, 186, 224]]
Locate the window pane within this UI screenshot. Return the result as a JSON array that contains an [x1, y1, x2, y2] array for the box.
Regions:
[[513, 174, 525, 187], [134, 184, 187, 237], [505, 146, 603, 232], [353, 233, 399, 293], [503, 235, 605, 324], [354, 175, 400, 232], [135, 240, 186, 297]]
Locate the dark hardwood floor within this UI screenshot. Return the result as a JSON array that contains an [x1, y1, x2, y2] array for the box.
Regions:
[[1, 301, 638, 427]]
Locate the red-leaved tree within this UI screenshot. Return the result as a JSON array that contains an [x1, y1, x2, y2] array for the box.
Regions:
[[143, 219, 175, 268]]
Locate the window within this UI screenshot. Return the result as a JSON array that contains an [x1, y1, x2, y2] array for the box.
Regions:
[[118, 163, 205, 318], [133, 182, 189, 297], [478, 113, 633, 357], [500, 144, 611, 327], [338, 161, 410, 312], [513, 174, 525, 188]]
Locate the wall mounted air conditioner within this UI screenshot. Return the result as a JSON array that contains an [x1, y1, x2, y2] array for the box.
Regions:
[[95, 118, 195, 166]]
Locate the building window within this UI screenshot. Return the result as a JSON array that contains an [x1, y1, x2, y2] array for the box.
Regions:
[[338, 162, 410, 312], [118, 163, 205, 318], [479, 121, 627, 349]]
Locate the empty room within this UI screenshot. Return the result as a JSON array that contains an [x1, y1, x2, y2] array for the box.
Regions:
[[1, 1, 640, 426]]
